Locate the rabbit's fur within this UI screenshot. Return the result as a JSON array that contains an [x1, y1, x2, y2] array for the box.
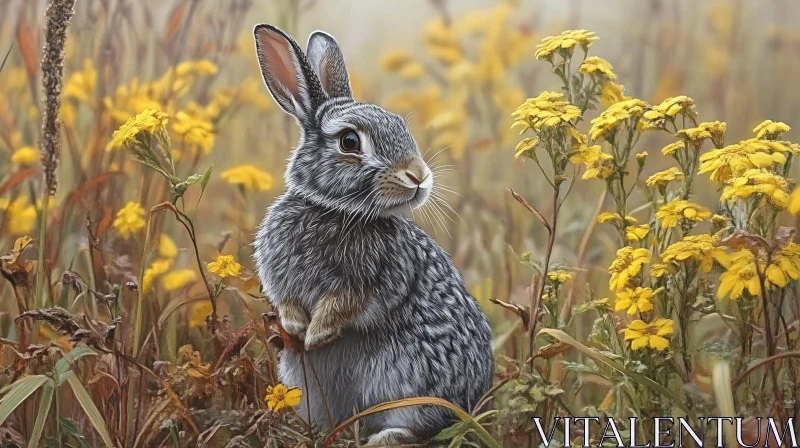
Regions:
[[251, 24, 493, 445]]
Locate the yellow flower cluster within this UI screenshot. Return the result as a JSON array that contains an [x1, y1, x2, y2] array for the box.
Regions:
[[597, 213, 638, 225], [698, 138, 799, 183], [547, 270, 574, 283], [112, 201, 145, 239], [608, 246, 650, 291], [221, 165, 274, 192], [661, 141, 685, 157], [646, 167, 684, 188], [173, 110, 215, 154], [570, 144, 613, 179], [614, 287, 654, 315], [659, 234, 729, 274], [625, 225, 650, 242], [753, 120, 790, 140], [622, 318, 674, 351], [579, 56, 616, 79], [656, 199, 711, 228], [720, 169, 789, 208], [534, 30, 598, 61], [589, 99, 647, 141], [642, 96, 696, 129], [108, 109, 169, 151], [380, 49, 424, 80], [0, 196, 37, 234], [717, 249, 760, 300], [677, 121, 726, 147], [511, 91, 581, 131]]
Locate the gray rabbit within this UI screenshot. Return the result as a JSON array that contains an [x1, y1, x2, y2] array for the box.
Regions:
[[251, 24, 493, 446]]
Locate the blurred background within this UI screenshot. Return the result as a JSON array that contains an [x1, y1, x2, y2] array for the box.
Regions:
[[1, 0, 800, 381]]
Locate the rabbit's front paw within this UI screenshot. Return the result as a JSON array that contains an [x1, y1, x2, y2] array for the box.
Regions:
[[303, 321, 341, 351], [278, 301, 310, 340]]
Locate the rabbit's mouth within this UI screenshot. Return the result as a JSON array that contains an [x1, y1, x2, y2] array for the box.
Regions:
[[377, 157, 433, 214]]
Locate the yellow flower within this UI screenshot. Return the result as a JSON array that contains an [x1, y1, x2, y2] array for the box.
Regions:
[[3, 196, 37, 234], [656, 199, 711, 228], [108, 109, 169, 151], [614, 287, 655, 315], [189, 302, 212, 328], [698, 138, 798, 183], [625, 224, 650, 242], [589, 98, 648, 142], [514, 137, 540, 159], [62, 59, 97, 103], [717, 249, 761, 300], [661, 141, 685, 156], [661, 234, 729, 273], [720, 169, 789, 208], [380, 49, 414, 72], [768, 242, 800, 287], [642, 96, 696, 129], [570, 144, 613, 180], [635, 151, 648, 162], [608, 246, 650, 291], [207, 255, 241, 278], [699, 121, 727, 147], [535, 30, 598, 61], [677, 126, 712, 146], [175, 59, 218, 77], [142, 259, 172, 293], [11, 147, 39, 166], [579, 56, 616, 79], [646, 167, 684, 188], [265, 384, 303, 412], [113, 201, 146, 239], [548, 270, 574, 283], [599, 81, 629, 108], [622, 319, 673, 351], [172, 110, 215, 154], [788, 187, 800, 215], [511, 91, 581, 131], [422, 18, 461, 64], [159, 234, 178, 259], [399, 62, 424, 80], [161, 269, 197, 292], [650, 263, 670, 278], [597, 212, 621, 224], [220, 165, 274, 192], [753, 120, 790, 140]]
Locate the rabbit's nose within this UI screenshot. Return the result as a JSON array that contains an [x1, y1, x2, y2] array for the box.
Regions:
[[403, 157, 432, 188], [406, 170, 423, 186]]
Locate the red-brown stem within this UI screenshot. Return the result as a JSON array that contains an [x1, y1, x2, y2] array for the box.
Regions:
[[528, 186, 559, 369]]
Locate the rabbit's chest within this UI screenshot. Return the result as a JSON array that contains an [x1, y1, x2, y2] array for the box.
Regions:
[[254, 202, 404, 309]]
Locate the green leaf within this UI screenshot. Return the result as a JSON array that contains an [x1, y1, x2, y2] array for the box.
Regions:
[[0, 375, 49, 426], [434, 421, 471, 441], [28, 379, 55, 448], [60, 417, 90, 448], [200, 164, 213, 194], [55, 347, 97, 380], [45, 438, 59, 448], [66, 373, 114, 447], [537, 328, 697, 419]]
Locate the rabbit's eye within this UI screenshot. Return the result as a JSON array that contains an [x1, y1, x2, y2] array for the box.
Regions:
[[338, 130, 361, 154]]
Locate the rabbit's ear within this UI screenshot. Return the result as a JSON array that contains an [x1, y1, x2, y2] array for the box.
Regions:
[[306, 31, 352, 99], [254, 24, 326, 119]]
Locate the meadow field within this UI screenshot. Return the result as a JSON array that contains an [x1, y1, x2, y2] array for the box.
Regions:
[[2, 0, 800, 446]]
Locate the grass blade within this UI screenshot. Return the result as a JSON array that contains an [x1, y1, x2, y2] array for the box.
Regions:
[[28, 379, 56, 448], [322, 396, 500, 448], [0, 375, 49, 426], [55, 347, 98, 379], [537, 328, 697, 419], [66, 373, 114, 447]]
